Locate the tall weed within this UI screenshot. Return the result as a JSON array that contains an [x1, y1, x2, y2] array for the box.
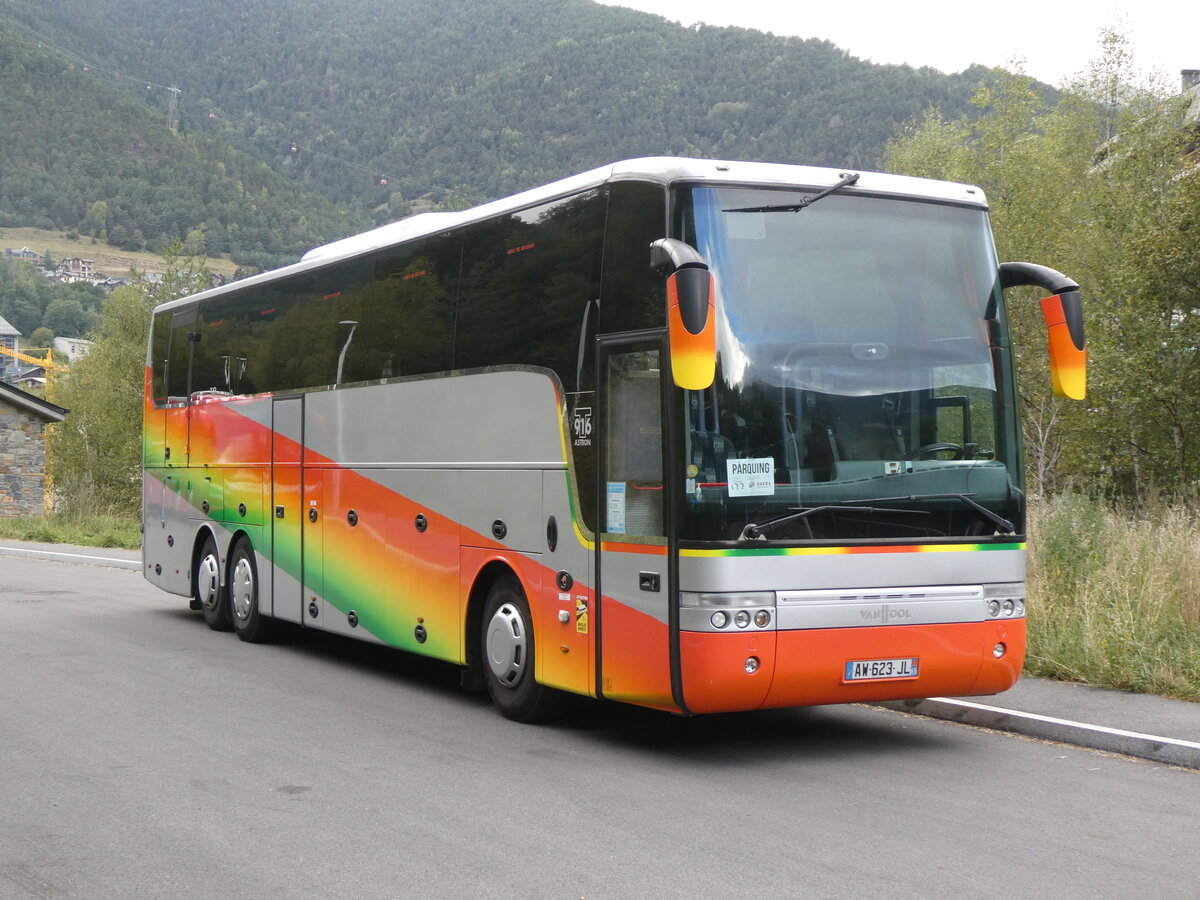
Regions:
[[1027, 495, 1200, 700]]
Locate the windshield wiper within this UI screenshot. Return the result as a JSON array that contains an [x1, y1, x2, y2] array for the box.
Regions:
[[739, 502, 926, 541], [737, 491, 1014, 541], [864, 493, 1016, 535], [723, 172, 860, 213]]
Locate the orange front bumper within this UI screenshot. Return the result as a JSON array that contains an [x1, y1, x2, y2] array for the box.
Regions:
[[679, 619, 1024, 714]]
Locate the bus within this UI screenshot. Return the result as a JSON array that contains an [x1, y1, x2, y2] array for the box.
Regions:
[[142, 157, 1086, 721]]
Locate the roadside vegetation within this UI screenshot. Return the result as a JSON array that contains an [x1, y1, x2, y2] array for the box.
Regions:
[[1026, 495, 1200, 702], [0, 511, 139, 549]]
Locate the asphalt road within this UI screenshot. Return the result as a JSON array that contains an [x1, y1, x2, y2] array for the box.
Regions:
[[3, 555, 1198, 899]]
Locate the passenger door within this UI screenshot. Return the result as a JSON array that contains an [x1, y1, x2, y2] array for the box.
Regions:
[[595, 334, 675, 709]]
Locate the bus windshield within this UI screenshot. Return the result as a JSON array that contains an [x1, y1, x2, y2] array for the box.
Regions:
[[677, 185, 1022, 543]]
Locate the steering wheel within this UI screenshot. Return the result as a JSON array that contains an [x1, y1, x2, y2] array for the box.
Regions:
[[909, 442, 965, 460]]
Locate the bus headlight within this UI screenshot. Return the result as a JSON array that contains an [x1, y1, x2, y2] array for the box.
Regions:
[[680, 591, 777, 632], [983, 583, 1026, 619]]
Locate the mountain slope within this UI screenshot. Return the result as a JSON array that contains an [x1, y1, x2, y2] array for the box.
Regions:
[[0, 22, 366, 267], [1, 0, 996, 259], [9, 0, 993, 197]]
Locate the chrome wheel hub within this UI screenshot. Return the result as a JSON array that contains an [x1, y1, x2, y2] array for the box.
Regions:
[[230, 556, 255, 623], [485, 602, 527, 686], [197, 552, 220, 613]]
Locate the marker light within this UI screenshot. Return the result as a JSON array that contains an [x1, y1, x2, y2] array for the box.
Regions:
[[993, 642, 1007, 659], [711, 611, 729, 629], [745, 656, 760, 674]]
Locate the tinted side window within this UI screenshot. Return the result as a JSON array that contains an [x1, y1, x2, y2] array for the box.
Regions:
[[456, 190, 604, 384], [599, 181, 667, 335], [202, 236, 462, 395], [166, 308, 196, 401], [193, 294, 247, 395], [356, 233, 460, 380], [150, 312, 172, 405]]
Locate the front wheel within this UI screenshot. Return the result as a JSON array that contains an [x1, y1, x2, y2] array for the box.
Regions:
[[481, 575, 560, 722], [229, 539, 276, 643]]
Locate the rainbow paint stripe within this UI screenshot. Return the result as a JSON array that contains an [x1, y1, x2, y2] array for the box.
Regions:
[[681, 542, 1024, 558]]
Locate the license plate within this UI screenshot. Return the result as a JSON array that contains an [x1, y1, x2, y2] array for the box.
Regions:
[[844, 657, 920, 681]]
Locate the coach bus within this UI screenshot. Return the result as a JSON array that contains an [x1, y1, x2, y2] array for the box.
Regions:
[[142, 157, 1086, 721]]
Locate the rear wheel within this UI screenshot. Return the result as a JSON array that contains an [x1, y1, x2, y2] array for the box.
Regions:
[[481, 575, 560, 722], [196, 536, 231, 632], [229, 539, 276, 643]]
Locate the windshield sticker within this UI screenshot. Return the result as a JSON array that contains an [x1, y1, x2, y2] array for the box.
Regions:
[[727, 458, 775, 497], [606, 482, 626, 533]]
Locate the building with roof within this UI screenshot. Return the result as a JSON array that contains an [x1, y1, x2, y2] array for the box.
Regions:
[[0, 380, 67, 516], [0, 314, 21, 381], [55, 257, 95, 282], [4, 247, 44, 266], [52, 337, 92, 362]]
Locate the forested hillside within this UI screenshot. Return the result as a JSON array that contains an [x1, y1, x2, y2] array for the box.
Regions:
[[0, 0, 1001, 266], [0, 25, 364, 270]]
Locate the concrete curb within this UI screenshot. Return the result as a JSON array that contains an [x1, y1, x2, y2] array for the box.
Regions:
[[876, 696, 1200, 769], [0, 544, 141, 571]]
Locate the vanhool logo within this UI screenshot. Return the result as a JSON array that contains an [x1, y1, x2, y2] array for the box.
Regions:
[[860, 606, 914, 621]]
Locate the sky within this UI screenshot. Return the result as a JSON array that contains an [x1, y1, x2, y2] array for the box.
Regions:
[[596, 0, 1196, 89]]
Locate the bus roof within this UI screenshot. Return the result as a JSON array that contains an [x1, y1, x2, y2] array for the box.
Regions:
[[153, 157, 988, 315]]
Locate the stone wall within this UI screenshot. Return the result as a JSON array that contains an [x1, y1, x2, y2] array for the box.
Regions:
[[0, 402, 48, 516]]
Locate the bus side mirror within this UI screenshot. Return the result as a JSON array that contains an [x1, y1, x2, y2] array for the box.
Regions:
[[650, 239, 716, 390], [999, 261, 1087, 400]]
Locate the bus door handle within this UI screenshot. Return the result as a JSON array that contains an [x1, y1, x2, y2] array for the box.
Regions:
[[639, 571, 661, 592]]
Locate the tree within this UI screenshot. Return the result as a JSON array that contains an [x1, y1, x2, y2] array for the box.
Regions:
[[0, 258, 50, 336], [80, 200, 109, 239], [43, 298, 90, 337], [49, 243, 211, 515], [884, 33, 1199, 500]]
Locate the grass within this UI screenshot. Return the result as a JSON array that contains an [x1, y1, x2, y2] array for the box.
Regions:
[[0, 511, 141, 550], [1026, 494, 1200, 702]]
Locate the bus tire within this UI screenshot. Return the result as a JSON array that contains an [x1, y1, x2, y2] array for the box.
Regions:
[[196, 535, 231, 632], [229, 538, 275, 643], [481, 575, 560, 723]]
